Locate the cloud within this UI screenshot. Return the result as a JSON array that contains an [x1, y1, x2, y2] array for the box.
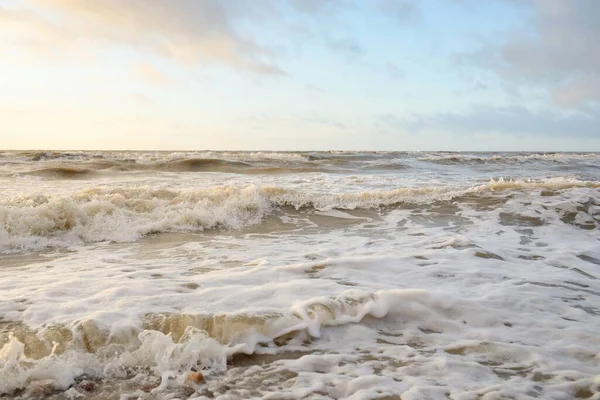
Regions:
[[237, 111, 347, 130], [377, 0, 420, 23], [134, 62, 169, 84], [386, 62, 406, 80], [460, 0, 600, 107], [2, 0, 364, 74], [325, 36, 364, 58], [378, 113, 404, 128], [0, 6, 71, 58], [289, 0, 345, 14], [3, 0, 284, 74], [300, 111, 347, 129], [130, 93, 154, 105], [306, 84, 327, 93], [552, 76, 600, 108], [382, 105, 600, 138]]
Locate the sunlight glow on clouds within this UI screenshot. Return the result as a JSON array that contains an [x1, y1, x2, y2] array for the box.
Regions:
[[0, 0, 598, 150], [6, 0, 283, 73]]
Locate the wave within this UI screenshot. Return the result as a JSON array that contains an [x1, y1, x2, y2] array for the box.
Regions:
[[13, 157, 335, 177], [1, 178, 598, 252], [6, 150, 600, 164], [307, 153, 385, 162], [0, 288, 425, 394], [22, 160, 134, 178], [25, 167, 97, 178], [171, 151, 310, 162], [12, 161, 405, 179], [157, 158, 251, 172], [153, 159, 334, 174], [5, 152, 600, 179], [16, 151, 104, 162], [362, 162, 409, 171], [419, 153, 600, 165], [15, 151, 310, 163]]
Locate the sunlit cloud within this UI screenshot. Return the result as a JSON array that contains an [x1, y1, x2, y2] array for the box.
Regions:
[[133, 62, 169, 84], [3, 0, 284, 74], [0, 0, 598, 150]]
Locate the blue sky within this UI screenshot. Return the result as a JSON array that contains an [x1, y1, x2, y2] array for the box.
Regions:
[[0, 0, 598, 150]]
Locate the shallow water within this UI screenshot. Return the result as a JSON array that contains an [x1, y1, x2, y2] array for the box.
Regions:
[[1, 151, 600, 399]]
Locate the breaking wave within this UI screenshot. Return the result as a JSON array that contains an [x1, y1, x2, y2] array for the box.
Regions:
[[4, 151, 599, 179], [1, 178, 598, 252], [153, 159, 334, 174], [419, 152, 600, 165], [0, 288, 427, 395], [14, 158, 335, 176]]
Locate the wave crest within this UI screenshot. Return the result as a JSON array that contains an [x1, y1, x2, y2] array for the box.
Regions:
[[1, 178, 598, 252], [26, 167, 96, 178], [0, 288, 420, 394]]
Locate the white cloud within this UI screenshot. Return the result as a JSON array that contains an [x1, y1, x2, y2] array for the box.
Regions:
[[378, 0, 420, 24], [325, 36, 364, 59], [391, 105, 600, 138], [133, 62, 169, 84], [460, 0, 600, 107], [386, 62, 406, 80], [552, 76, 600, 108], [2, 0, 284, 74]]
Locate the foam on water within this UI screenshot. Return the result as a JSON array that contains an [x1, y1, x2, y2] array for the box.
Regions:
[[2, 258, 600, 398], [418, 152, 600, 164], [1, 152, 599, 398], [1, 178, 598, 253]]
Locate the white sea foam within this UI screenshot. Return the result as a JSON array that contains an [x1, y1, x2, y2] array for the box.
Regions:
[[2, 247, 599, 397], [72, 151, 312, 168], [419, 152, 600, 164], [1, 152, 599, 398], [1, 178, 598, 253]]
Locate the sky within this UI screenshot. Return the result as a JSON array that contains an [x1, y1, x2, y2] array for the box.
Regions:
[[0, 0, 599, 151]]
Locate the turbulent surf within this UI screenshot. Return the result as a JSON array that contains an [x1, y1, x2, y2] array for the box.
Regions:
[[1, 151, 599, 399]]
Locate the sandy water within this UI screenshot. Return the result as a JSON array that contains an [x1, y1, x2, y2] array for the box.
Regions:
[[1, 151, 599, 399]]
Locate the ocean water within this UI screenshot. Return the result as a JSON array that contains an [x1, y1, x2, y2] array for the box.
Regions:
[[1, 150, 599, 399]]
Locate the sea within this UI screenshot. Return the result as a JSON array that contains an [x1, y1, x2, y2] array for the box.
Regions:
[[1, 150, 599, 399]]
